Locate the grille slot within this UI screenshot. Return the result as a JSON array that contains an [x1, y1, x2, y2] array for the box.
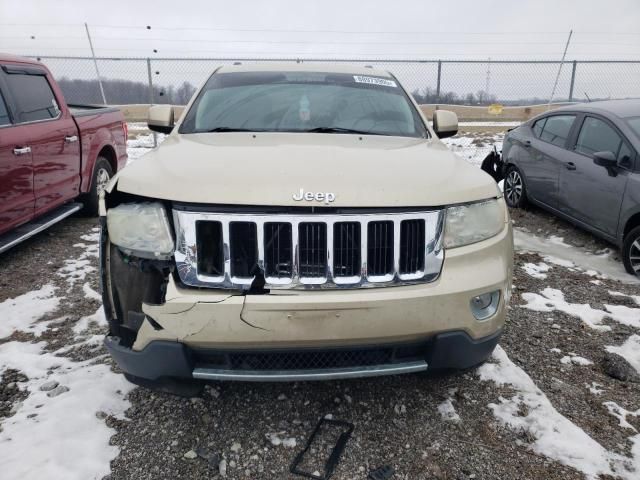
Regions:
[[333, 222, 361, 277], [196, 221, 224, 276], [264, 222, 293, 278], [229, 222, 257, 278], [298, 223, 327, 278], [173, 210, 444, 289], [400, 219, 425, 274], [367, 221, 394, 277]]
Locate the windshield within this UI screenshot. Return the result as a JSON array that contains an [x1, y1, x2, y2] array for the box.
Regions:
[[180, 71, 428, 138], [627, 116, 640, 139]]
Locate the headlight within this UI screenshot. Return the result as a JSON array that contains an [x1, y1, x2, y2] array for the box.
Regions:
[[106, 202, 174, 259], [444, 198, 505, 248]]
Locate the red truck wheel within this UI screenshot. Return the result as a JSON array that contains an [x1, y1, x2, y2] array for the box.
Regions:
[[83, 157, 113, 216]]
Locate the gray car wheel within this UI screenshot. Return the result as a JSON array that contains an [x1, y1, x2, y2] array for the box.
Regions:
[[504, 167, 527, 208], [622, 226, 640, 277]]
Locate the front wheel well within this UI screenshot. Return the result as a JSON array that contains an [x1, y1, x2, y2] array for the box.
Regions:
[[624, 212, 640, 238], [97, 145, 117, 174]]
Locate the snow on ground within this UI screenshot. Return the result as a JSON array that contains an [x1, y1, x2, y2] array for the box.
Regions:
[[82, 282, 102, 301], [58, 232, 100, 288], [127, 132, 166, 164], [126, 122, 149, 131], [522, 287, 640, 332], [478, 346, 640, 479], [521, 288, 613, 331], [0, 230, 135, 480], [560, 354, 593, 366], [0, 342, 133, 480], [521, 261, 551, 279], [603, 305, 640, 329], [547, 235, 572, 248], [442, 133, 503, 167], [72, 305, 108, 337], [587, 382, 605, 395], [0, 285, 61, 339], [437, 389, 461, 423], [604, 402, 640, 432], [514, 230, 639, 285], [606, 335, 640, 375], [543, 255, 577, 269], [610, 291, 640, 305]]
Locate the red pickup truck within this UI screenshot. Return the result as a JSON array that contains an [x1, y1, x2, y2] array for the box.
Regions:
[[0, 54, 127, 252]]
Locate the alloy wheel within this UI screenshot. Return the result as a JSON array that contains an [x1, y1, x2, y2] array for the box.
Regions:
[[96, 168, 110, 195], [629, 237, 640, 274], [505, 170, 523, 206]]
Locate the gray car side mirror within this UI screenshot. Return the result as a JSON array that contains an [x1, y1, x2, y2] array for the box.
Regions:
[[593, 151, 617, 168]]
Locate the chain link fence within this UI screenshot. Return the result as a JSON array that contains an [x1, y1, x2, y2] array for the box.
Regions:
[[29, 56, 640, 107]]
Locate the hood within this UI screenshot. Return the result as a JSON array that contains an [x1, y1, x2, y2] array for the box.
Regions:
[[114, 132, 498, 207]]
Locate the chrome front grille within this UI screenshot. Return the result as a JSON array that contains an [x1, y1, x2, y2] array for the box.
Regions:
[[173, 209, 444, 290]]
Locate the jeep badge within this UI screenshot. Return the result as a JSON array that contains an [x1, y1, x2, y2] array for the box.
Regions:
[[292, 188, 336, 205]]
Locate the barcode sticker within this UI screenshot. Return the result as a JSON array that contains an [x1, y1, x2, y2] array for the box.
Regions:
[[353, 75, 397, 88]]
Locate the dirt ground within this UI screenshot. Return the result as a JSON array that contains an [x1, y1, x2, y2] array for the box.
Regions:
[[1, 200, 639, 480]]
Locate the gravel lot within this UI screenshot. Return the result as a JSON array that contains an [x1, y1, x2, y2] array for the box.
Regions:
[[1, 130, 640, 480]]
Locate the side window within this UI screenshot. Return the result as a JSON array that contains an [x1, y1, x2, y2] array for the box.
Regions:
[[532, 118, 546, 138], [539, 115, 575, 147], [617, 142, 634, 168], [575, 117, 622, 158], [4, 72, 60, 123], [0, 89, 10, 126]]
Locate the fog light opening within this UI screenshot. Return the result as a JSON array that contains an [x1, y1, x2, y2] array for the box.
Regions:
[[470, 290, 500, 321]]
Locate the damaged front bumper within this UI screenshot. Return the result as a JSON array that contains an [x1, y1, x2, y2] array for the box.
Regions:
[[100, 211, 511, 383], [104, 329, 503, 382]]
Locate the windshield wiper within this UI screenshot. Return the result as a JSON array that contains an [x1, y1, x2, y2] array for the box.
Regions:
[[300, 126, 384, 135], [206, 127, 256, 133]]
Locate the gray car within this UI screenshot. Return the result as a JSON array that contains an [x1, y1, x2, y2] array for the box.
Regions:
[[502, 99, 640, 276]]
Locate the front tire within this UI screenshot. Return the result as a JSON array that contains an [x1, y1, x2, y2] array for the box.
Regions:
[[83, 157, 113, 216], [504, 166, 528, 208], [622, 226, 640, 277]]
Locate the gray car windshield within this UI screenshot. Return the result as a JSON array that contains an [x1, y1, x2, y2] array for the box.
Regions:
[[180, 71, 428, 138]]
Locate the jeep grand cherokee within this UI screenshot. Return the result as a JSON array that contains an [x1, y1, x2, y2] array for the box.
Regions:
[[100, 64, 513, 395]]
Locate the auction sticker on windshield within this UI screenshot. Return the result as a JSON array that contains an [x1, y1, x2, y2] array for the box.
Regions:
[[353, 75, 398, 88]]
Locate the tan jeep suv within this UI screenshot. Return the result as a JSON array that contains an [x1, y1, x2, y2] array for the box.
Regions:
[[100, 64, 513, 394]]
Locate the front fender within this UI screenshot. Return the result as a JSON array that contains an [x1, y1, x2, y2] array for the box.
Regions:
[[80, 127, 118, 192]]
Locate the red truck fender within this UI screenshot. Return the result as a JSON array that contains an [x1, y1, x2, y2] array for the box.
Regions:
[[79, 122, 127, 194]]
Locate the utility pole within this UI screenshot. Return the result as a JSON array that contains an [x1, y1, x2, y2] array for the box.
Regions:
[[548, 30, 573, 108], [84, 22, 107, 104]]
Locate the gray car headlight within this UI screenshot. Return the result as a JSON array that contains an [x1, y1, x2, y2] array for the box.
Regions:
[[106, 202, 174, 259], [444, 198, 505, 248]]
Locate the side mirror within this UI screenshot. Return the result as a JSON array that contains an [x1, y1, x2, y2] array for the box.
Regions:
[[148, 105, 175, 134], [593, 151, 617, 168], [433, 110, 458, 139]]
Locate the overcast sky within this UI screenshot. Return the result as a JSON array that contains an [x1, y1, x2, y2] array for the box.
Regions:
[[1, 0, 640, 60]]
